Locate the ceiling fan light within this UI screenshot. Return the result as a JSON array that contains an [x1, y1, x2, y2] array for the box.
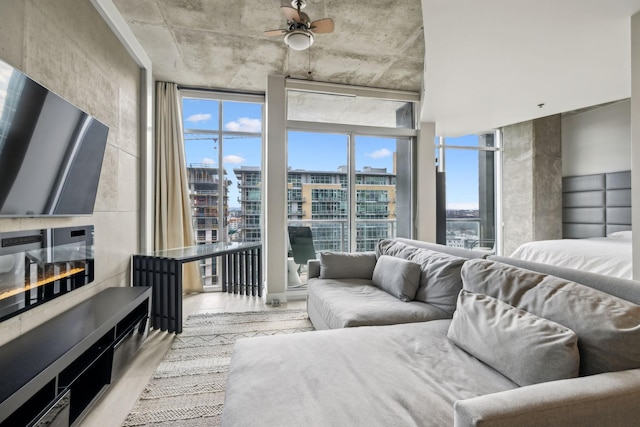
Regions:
[[284, 30, 314, 50]]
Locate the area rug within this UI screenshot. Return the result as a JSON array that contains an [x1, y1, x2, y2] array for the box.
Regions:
[[122, 309, 314, 427]]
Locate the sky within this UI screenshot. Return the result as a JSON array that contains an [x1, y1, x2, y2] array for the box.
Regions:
[[182, 98, 481, 210], [443, 134, 482, 210]]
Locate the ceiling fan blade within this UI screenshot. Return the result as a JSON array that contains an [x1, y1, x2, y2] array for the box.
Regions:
[[264, 29, 287, 36], [310, 18, 334, 34], [281, 6, 302, 23]]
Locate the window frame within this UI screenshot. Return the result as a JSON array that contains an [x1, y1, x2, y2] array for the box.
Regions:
[[285, 80, 419, 252]]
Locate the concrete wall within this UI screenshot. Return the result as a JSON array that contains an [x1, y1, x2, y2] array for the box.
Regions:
[[632, 13, 640, 280], [562, 99, 631, 176], [0, 0, 141, 346], [502, 115, 562, 255]]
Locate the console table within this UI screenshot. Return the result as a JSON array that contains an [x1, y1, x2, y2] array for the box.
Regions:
[[132, 242, 262, 334], [0, 286, 151, 427]]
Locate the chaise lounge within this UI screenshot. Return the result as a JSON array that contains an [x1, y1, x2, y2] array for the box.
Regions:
[[222, 238, 640, 426]]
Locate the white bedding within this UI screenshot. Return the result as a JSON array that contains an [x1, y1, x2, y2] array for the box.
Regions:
[[510, 231, 632, 280]]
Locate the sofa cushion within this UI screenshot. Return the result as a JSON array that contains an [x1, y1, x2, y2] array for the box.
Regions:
[[372, 255, 421, 301], [318, 251, 377, 279], [447, 290, 579, 386], [376, 238, 418, 259], [223, 320, 518, 427], [306, 278, 450, 328], [462, 258, 640, 376], [377, 239, 466, 315]]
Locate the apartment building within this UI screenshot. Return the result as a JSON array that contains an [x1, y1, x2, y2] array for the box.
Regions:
[[186, 164, 230, 285], [234, 165, 397, 252]]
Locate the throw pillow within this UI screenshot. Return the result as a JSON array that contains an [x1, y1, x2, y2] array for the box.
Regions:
[[371, 255, 422, 301], [376, 239, 466, 315], [318, 251, 377, 279], [462, 258, 640, 376], [447, 290, 580, 386], [405, 249, 465, 315]]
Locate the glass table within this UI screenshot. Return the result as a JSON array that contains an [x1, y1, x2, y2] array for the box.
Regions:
[[132, 242, 262, 333]]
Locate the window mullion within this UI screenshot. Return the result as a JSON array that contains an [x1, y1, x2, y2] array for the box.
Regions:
[[218, 101, 225, 243], [348, 132, 357, 252]]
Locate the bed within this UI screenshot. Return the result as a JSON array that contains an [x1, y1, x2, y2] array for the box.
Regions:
[[510, 231, 632, 279], [510, 170, 632, 280]]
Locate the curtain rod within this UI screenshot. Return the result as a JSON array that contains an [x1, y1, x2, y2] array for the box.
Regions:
[[176, 84, 265, 97]]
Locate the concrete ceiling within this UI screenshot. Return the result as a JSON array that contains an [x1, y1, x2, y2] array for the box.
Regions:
[[112, 0, 425, 93], [112, 0, 640, 136]]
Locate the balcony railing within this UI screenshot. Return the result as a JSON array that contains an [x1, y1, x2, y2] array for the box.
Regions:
[[185, 216, 495, 295], [194, 218, 219, 229], [190, 190, 219, 196], [240, 209, 261, 216], [288, 219, 397, 253], [236, 222, 261, 229], [446, 218, 494, 252]]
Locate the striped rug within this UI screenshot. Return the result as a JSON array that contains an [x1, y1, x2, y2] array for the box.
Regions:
[[122, 309, 314, 426]]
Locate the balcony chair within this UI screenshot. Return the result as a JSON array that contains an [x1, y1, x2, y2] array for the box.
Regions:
[[287, 226, 317, 274]]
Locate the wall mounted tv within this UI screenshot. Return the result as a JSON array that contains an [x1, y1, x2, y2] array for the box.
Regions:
[[0, 58, 109, 216]]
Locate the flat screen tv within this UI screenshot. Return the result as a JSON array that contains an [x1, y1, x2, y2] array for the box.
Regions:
[[0, 58, 109, 216]]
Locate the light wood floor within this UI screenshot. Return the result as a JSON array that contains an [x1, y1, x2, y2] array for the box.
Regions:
[[79, 292, 307, 427]]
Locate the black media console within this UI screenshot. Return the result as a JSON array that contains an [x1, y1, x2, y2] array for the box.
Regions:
[[0, 286, 152, 426]]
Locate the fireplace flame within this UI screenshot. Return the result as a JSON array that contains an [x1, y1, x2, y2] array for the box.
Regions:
[[0, 267, 85, 301]]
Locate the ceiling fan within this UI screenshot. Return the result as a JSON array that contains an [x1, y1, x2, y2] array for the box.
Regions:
[[265, 0, 335, 51]]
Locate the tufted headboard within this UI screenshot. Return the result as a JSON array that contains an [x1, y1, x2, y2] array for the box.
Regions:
[[562, 170, 631, 238]]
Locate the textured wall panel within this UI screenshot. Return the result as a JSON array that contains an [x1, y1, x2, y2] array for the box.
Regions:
[[563, 174, 605, 192], [563, 207, 605, 224], [563, 191, 605, 208], [562, 171, 631, 238]]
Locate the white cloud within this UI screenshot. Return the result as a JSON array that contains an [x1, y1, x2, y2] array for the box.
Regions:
[[202, 157, 216, 165], [224, 117, 262, 133], [224, 155, 246, 164], [186, 113, 212, 123], [368, 148, 392, 159]]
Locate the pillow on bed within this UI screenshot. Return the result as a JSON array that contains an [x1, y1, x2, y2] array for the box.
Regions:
[[447, 290, 580, 386], [372, 255, 422, 301], [318, 251, 377, 279], [607, 230, 632, 240]]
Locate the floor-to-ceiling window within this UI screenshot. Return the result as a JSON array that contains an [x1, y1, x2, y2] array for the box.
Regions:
[[181, 90, 264, 288], [288, 132, 349, 252], [285, 83, 418, 284], [355, 136, 412, 251], [435, 133, 499, 252]]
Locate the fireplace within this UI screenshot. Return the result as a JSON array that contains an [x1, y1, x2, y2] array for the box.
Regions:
[[0, 225, 94, 322]]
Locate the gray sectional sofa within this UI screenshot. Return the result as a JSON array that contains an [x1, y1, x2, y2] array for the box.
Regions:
[[306, 238, 485, 329], [222, 238, 640, 426]]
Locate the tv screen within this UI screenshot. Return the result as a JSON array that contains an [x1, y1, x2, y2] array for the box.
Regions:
[[0, 58, 109, 216]]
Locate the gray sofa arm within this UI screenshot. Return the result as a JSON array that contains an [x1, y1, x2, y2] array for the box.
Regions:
[[308, 259, 321, 279], [454, 369, 640, 427]]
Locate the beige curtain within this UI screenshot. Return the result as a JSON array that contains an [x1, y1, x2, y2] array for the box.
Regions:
[[154, 82, 202, 293]]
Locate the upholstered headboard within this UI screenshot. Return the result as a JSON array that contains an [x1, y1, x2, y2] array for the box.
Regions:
[[562, 171, 631, 238]]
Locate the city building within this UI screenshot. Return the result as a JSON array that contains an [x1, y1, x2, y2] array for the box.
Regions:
[[186, 164, 231, 285], [234, 166, 262, 242], [234, 165, 397, 252]]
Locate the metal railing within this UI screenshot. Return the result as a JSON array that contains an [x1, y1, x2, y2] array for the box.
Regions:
[[288, 219, 397, 252], [446, 218, 495, 252]]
